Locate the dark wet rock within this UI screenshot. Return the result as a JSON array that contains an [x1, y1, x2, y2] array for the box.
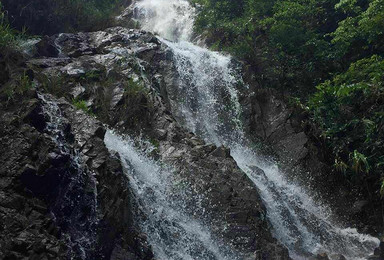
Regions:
[[242, 89, 309, 166], [377, 241, 384, 259], [36, 36, 60, 57], [238, 86, 378, 232], [210, 146, 231, 158], [351, 200, 370, 215], [380, 241, 384, 255], [146, 88, 290, 259], [315, 253, 330, 260], [28, 57, 72, 69], [70, 84, 86, 99], [0, 91, 153, 259], [369, 245, 384, 260], [0, 98, 68, 259], [110, 84, 126, 110], [0, 60, 9, 85]]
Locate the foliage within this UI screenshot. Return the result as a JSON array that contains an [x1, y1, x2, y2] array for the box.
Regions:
[[80, 70, 103, 82], [192, 0, 341, 94], [0, 3, 16, 48], [2, 72, 34, 104], [309, 55, 384, 193], [2, 0, 130, 35], [37, 73, 68, 97], [193, 0, 383, 93], [72, 98, 93, 115], [0, 2, 26, 50], [193, 0, 384, 195], [123, 78, 149, 98], [332, 0, 384, 58]]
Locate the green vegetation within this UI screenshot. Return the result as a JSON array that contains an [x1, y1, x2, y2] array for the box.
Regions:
[[37, 73, 68, 97], [193, 0, 383, 93], [2, 72, 34, 104], [309, 55, 384, 192], [0, 3, 17, 48], [72, 98, 93, 115], [2, 0, 130, 35], [193, 0, 384, 195], [0, 2, 26, 51], [124, 78, 149, 97], [80, 70, 104, 83], [0, 3, 31, 104]]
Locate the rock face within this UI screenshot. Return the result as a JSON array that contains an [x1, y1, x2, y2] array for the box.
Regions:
[[244, 90, 309, 165], [0, 91, 153, 259], [0, 27, 290, 259], [239, 82, 379, 232], [147, 80, 290, 259], [28, 27, 163, 134]]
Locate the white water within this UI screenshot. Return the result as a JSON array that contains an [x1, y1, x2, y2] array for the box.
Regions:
[[133, 0, 380, 259], [104, 131, 241, 260], [133, 0, 195, 41]]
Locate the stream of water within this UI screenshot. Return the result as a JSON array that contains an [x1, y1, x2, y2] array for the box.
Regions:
[[105, 131, 241, 260], [131, 0, 380, 259]]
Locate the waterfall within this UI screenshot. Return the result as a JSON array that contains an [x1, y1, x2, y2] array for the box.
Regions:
[[133, 0, 195, 41], [132, 0, 380, 259], [104, 131, 241, 260]]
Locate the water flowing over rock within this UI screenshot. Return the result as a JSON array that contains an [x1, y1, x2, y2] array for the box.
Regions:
[[105, 130, 289, 260], [133, 0, 380, 259], [0, 0, 382, 259], [1, 23, 290, 259], [133, 0, 196, 41]]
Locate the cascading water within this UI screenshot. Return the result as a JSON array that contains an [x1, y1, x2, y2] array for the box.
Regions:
[[134, 0, 195, 41], [104, 130, 241, 260], [133, 0, 380, 259]]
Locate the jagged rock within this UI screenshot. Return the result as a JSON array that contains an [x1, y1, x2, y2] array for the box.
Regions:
[[71, 84, 86, 99], [369, 242, 384, 260], [28, 57, 72, 69], [0, 96, 69, 260], [0, 92, 153, 259], [35, 36, 60, 57], [110, 84, 126, 110], [210, 146, 231, 158], [244, 89, 309, 166]]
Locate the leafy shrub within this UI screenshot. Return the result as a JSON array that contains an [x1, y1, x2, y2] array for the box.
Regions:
[[72, 98, 93, 115], [192, 0, 340, 94], [193, 0, 383, 94], [332, 0, 384, 58], [309, 55, 384, 193], [2, 0, 131, 35]]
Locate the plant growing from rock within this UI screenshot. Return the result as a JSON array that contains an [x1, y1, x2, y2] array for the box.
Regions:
[[72, 98, 93, 115]]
